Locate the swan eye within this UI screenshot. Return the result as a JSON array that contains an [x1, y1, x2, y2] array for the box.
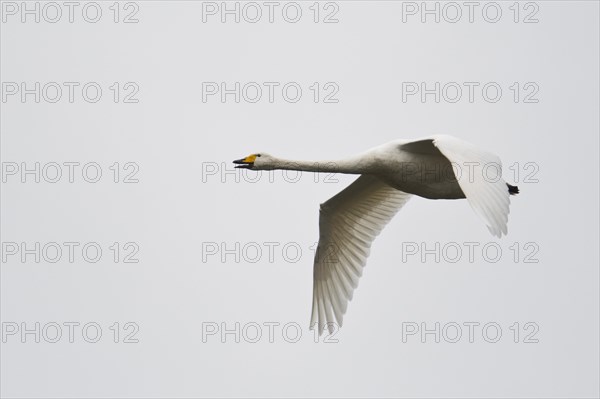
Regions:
[[257, 154, 261, 157]]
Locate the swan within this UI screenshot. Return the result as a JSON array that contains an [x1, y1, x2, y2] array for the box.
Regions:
[[233, 135, 519, 335]]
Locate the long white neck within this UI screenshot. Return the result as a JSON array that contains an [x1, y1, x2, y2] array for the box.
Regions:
[[268, 152, 375, 174]]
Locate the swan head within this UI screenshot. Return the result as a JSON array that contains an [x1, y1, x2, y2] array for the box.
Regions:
[[232, 153, 275, 170]]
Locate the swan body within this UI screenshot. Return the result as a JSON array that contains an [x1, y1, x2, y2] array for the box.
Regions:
[[233, 135, 519, 335]]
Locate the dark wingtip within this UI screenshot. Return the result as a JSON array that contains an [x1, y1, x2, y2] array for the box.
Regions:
[[507, 184, 520, 195]]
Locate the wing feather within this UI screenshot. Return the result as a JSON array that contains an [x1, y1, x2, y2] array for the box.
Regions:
[[432, 135, 511, 237], [310, 175, 411, 335]]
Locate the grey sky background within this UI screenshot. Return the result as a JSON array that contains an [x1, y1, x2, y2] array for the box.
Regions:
[[1, 1, 599, 398]]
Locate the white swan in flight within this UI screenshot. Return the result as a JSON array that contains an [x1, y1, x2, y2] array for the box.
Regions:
[[233, 135, 519, 335]]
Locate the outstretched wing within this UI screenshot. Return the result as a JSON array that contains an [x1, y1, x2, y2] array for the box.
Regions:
[[432, 135, 511, 237], [310, 175, 412, 335]]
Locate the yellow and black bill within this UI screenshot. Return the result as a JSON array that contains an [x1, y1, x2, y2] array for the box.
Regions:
[[232, 154, 257, 169]]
